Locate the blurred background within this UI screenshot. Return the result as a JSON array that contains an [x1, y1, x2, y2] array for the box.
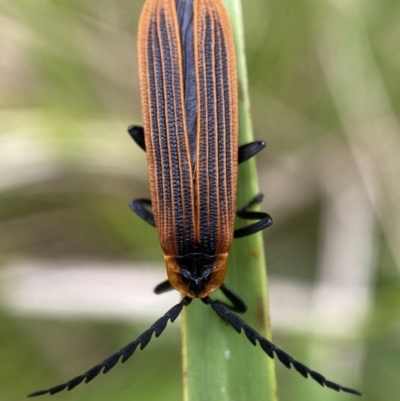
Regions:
[[1, 0, 399, 400]]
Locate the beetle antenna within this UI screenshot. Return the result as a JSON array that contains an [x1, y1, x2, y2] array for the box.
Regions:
[[27, 297, 192, 398], [202, 297, 362, 396]]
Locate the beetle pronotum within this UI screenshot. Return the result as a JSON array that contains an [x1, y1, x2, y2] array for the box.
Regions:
[[28, 0, 361, 397]]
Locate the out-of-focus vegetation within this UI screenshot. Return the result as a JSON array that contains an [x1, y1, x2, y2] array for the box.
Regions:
[[1, 1, 399, 401]]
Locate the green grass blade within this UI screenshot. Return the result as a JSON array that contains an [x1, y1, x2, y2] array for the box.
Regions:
[[181, 1, 278, 400]]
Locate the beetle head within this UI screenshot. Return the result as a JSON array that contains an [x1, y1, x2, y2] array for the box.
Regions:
[[164, 253, 228, 298]]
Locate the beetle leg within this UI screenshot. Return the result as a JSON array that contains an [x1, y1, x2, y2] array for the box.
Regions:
[[154, 280, 174, 294], [238, 141, 266, 164], [128, 125, 146, 152], [237, 192, 264, 213], [234, 194, 272, 238], [129, 199, 155, 227], [218, 283, 247, 312]]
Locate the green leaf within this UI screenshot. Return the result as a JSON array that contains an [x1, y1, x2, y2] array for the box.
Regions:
[[181, 1, 278, 401]]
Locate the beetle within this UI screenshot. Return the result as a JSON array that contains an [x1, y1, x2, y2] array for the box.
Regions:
[[28, 0, 361, 397]]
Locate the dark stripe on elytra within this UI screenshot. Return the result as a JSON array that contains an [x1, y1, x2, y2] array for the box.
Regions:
[[220, 20, 233, 229], [197, 10, 209, 252], [160, 10, 184, 254], [165, 8, 195, 254], [214, 17, 228, 250], [198, 11, 212, 253], [173, 0, 196, 253], [174, 0, 197, 163], [147, 17, 165, 232], [173, 7, 196, 252], [205, 11, 217, 254], [154, 11, 174, 253]]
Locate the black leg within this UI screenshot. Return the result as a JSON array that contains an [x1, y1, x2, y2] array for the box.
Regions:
[[234, 194, 273, 238], [218, 283, 247, 312], [238, 141, 266, 164], [154, 280, 174, 294], [130, 199, 155, 227], [128, 125, 146, 152], [202, 297, 362, 397], [27, 297, 193, 397]]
